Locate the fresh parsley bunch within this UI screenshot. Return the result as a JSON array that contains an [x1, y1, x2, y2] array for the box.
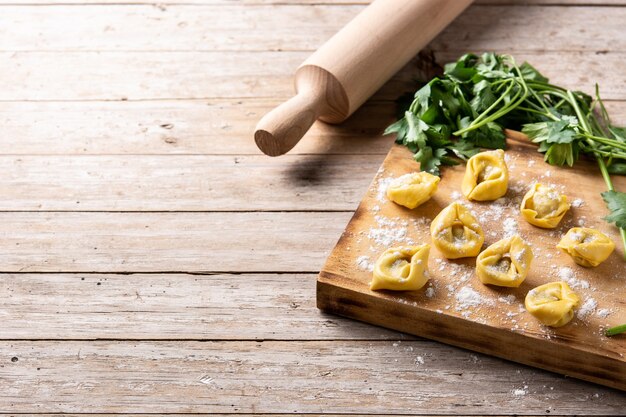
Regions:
[[386, 52, 626, 257]]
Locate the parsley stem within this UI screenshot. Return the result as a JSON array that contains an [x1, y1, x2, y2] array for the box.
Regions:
[[606, 324, 626, 337], [568, 89, 626, 259], [583, 134, 626, 152], [516, 106, 551, 117]]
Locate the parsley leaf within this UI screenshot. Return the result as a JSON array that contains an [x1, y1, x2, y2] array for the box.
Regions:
[[602, 191, 626, 229], [386, 52, 626, 261]]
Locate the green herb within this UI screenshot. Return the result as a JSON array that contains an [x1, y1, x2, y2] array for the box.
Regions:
[[605, 324, 626, 337], [386, 52, 626, 257]]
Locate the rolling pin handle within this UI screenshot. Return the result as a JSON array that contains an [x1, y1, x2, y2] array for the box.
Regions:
[[254, 89, 326, 157]]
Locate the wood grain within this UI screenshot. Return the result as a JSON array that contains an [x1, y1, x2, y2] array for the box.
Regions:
[[2, 99, 625, 156], [0, 273, 412, 340], [1, 341, 624, 414], [1, 5, 623, 53], [2, 51, 626, 101], [0, 154, 383, 211], [318, 141, 626, 391], [0, 212, 351, 272], [0, 100, 397, 155]]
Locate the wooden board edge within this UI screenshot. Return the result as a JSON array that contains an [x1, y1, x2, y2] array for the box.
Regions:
[[316, 273, 626, 392]]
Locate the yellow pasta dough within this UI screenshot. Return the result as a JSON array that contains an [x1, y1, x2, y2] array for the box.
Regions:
[[525, 281, 579, 327], [520, 183, 570, 229], [370, 245, 430, 291], [557, 227, 615, 267], [476, 235, 533, 288], [386, 172, 440, 209], [430, 202, 484, 259], [461, 149, 509, 201]]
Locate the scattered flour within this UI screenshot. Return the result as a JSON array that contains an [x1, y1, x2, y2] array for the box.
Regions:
[[503, 217, 519, 238], [512, 387, 528, 396], [376, 177, 394, 202], [596, 308, 611, 318], [571, 198, 584, 208], [577, 297, 598, 320], [450, 190, 462, 200], [498, 294, 516, 305], [356, 255, 374, 272], [415, 356, 425, 366], [368, 226, 407, 246], [455, 286, 493, 311], [557, 267, 590, 290], [425, 287, 435, 298]]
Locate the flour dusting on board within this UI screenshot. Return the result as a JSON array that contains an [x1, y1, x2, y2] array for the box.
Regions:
[[348, 152, 621, 340]]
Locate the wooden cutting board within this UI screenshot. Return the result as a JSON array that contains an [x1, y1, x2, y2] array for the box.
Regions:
[[317, 134, 626, 391]]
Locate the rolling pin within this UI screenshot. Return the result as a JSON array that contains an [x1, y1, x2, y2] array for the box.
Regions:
[[254, 0, 473, 156]]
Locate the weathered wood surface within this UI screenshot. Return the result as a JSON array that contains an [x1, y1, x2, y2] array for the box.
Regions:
[[2, 341, 625, 414], [3, 51, 626, 101], [2, 5, 624, 53], [0, 273, 413, 340], [0, 154, 383, 211], [0, 212, 351, 272], [3, 0, 626, 413], [1, 100, 624, 156], [319, 141, 626, 391]]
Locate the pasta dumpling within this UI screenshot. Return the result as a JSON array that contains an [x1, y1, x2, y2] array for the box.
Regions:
[[476, 235, 533, 288], [557, 227, 615, 267], [370, 245, 430, 291], [386, 172, 440, 209], [520, 183, 570, 229], [525, 281, 579, 327], [430, 202, 484, 259], [461, 149, 509, 201]]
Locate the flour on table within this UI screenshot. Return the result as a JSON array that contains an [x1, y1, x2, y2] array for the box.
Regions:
[[503, 217, 519, 238], [558, 267, 591, 290], [376, 176, 394, 202], [577, 297, 598, 320], [356, 255, 374, 272], [455, 286, 494, 312]]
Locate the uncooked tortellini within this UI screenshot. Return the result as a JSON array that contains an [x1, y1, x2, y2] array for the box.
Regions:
[[370, 245, 430, 291], [520, 183, 570, 229], [462, 149, 509, 201], [430, 202, 484, 259], [386, 172, 440, 209], [476, 235, 533, 288], [525, 281, 579, 327], [557, 227, 615, 267]]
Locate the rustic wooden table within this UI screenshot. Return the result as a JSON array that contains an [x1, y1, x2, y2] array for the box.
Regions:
[[1, 0, 625, 414]]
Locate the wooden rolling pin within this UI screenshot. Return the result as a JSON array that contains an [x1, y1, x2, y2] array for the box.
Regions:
[[254, 0, 473, 156]]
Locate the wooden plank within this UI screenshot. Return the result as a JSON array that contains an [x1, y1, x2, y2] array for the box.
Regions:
[[0, 273, 412, 340], [1, 340, 624, 414], [2, 100, 626, 156], [0, 212, 351, 273], [0, 154, 383, 211], [2, 51, 626, 101], [318, 141, 626, 392], [1, 5, 624, 53], [0, 99, 397, 155]]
